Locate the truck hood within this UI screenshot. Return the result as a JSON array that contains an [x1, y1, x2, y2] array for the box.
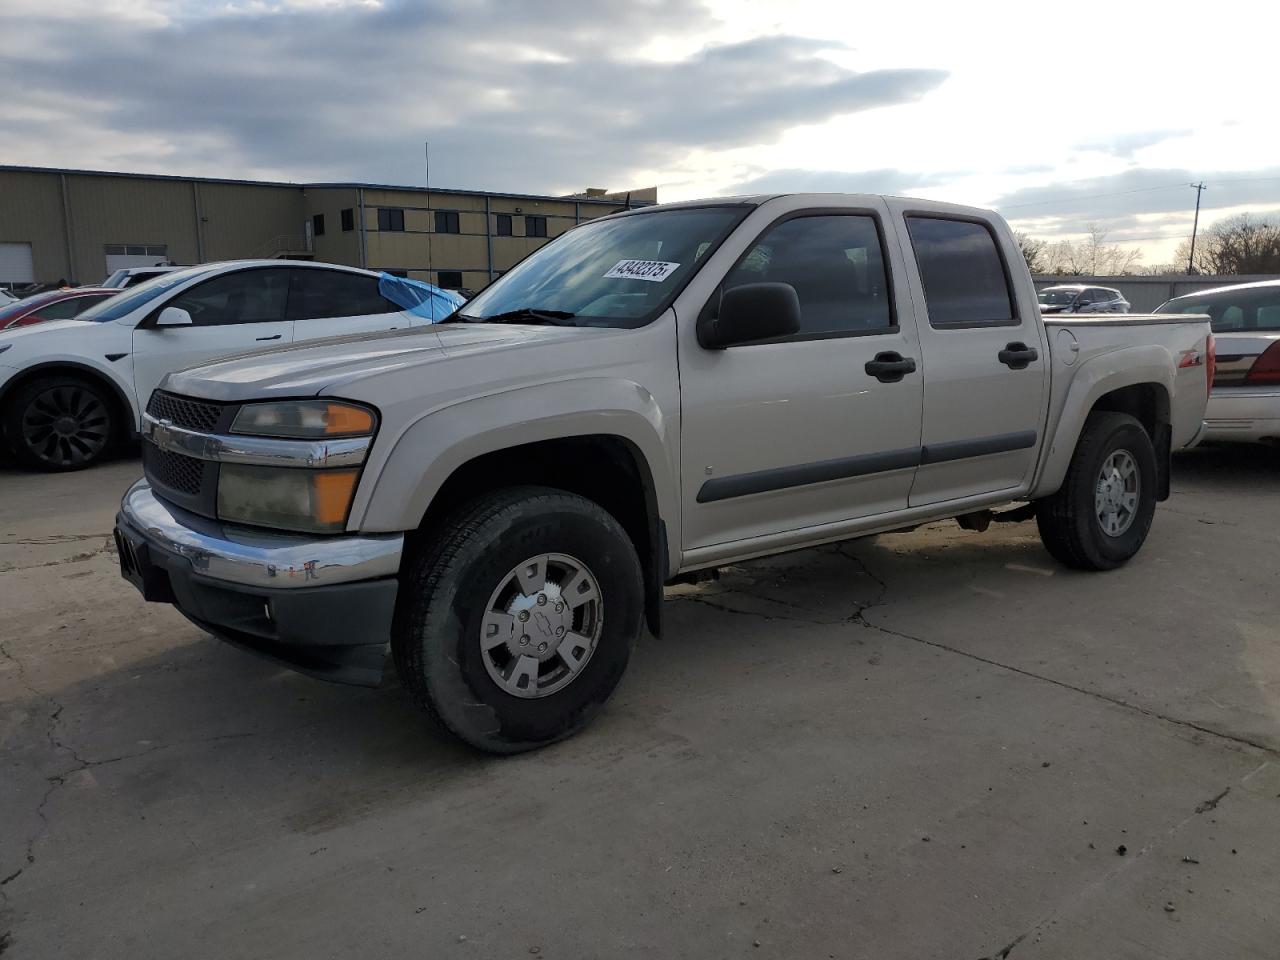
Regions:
[[162, 322, 622, 402]]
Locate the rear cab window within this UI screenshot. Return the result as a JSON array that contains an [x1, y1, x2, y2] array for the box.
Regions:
[[904, 217, 1016, 327]]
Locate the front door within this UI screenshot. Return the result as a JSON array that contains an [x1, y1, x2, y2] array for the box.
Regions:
[[132, 267, 294, 408], [888, 206, 1050, 506], [679, 203, 925, 552]]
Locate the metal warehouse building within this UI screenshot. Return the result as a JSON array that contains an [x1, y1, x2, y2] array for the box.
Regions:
[[0, 164, 656, 291]]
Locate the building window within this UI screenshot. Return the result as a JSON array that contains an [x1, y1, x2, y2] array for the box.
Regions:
[[377, 208, 405, 232], [106, 244, 167, 257], [381, 268, 409, 278], [435, 211, 460, 234], [437, 270, 464, 290], [312, 213, 325, 237], [525, 215, 548, 238], [341, 208, 355, 232], [495, 214, 512, 236]]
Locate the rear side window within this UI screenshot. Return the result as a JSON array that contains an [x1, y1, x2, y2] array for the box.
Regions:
[[288, 269, 399, 320], [166, 268, 291, 326], [1157, 285, 1280, 332], [722, 214, 894, 338], [906, 217, 1015, 327]]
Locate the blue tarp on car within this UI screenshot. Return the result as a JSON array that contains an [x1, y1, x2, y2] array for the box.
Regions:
[[378, 273, 466, 322]]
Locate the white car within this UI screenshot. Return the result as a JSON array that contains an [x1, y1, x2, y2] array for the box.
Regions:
[[0, 261, 446, 470], [1156, 279, 1280, 443]]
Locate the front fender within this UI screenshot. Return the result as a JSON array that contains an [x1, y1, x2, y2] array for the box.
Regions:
[[1032, 345, 1174, 498], [349, 377, 678, 556]]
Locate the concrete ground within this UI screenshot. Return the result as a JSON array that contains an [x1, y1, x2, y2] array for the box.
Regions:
[[1, 446, 1278, 959]]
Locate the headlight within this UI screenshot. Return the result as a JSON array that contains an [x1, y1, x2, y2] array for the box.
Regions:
[[218, 464, 360, 534], [231, 400, 375, 439]]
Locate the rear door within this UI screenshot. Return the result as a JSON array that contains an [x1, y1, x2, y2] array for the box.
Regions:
[[678, 200, 925, 551], [889, 206, 1050, 506], [132, 267, 294, 407], [287, 268, 412, 341]]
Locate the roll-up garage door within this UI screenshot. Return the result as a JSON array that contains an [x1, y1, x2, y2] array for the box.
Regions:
[[0, 242, 35, 286]]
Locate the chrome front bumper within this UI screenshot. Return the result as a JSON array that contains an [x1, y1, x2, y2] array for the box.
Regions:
[[117, 479, 402, 589], [115, 480, 404, 686]]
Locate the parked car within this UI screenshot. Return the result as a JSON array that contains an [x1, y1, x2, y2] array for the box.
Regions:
[[0, 261, 446, 470], [0, 287, 117, 330], [1038, 284, 1130, 314], [1155, 278, 1280, 443], [101, 265, 184, 289], [113, 194, 1212, 753]]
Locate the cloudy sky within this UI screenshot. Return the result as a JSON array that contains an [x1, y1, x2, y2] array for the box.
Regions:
[[3, 0, 1277, 265]]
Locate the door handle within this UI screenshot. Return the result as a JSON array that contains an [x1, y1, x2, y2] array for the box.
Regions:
[[255, 334, 282, 341], [864, 351, 917, 383], [998, 342, 1039, 370]]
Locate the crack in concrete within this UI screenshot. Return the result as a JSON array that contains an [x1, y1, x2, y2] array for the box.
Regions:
[[3, 534, 111, 545], [1195, 786, 1230, 813], [0, 538, 113, 574], [977, 931, 1027, 960]]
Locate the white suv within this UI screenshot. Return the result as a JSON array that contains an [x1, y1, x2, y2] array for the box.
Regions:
[[0, 260, 450, 470]]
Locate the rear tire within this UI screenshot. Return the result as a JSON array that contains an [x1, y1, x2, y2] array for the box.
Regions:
[[3, 375, 117, 471], [1036, 411, 1157, 570], [392, 486, 644, 753]]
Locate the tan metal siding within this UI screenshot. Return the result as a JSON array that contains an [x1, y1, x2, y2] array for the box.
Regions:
[[65, 174, 200, 282], [0, 171, 73, 282], [197, 182, 305, 261]]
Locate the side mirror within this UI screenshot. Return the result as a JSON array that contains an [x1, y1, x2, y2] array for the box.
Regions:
[[155, 306, 193, 327], [699, 282, 801, 349]]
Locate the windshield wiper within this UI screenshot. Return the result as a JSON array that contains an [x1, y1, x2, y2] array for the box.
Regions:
[[449, 307, 578, 326]]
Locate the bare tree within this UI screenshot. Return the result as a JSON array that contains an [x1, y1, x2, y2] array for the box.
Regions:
[[1042, 223, 1142, 276], [1014, 231, 1048, 273], [1176, 214, 1280, 275]]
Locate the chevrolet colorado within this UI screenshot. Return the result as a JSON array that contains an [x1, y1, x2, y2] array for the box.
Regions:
[[114, 194, 1213, 752]]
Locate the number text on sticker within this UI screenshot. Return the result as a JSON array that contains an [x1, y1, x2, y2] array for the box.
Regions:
[[603, 259, 681, 283]]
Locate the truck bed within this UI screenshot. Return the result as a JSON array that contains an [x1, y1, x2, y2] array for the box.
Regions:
[[1042, 313, 1210, 327]]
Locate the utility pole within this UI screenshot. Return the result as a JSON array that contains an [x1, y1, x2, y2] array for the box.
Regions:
[[1187, 181, 1207, 274]]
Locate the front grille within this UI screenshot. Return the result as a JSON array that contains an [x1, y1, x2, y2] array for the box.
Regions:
[[147, 391, 224, 433], [147, 447, 205, 496]]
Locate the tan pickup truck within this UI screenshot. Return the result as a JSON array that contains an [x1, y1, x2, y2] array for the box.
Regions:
[[114, 194, 1213, 752]]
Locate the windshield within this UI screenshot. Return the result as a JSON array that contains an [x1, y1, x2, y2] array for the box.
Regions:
[[1038, 289, 1079, 306], [79, 267, 212, 322], [1155, 285, 1280, 332], [456, 206, 749, 328]]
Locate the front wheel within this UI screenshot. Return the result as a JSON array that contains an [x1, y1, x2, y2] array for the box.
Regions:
[[1036, 411, 1157, 570], [3, 375, 116, 471], [392, 486, 644, 753]]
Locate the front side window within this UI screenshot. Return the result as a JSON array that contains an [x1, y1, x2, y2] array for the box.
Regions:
[[1156, 285, 1280, 332], [722, 214, 893, 338], [288, 269, 398, 320], [906, 217, 1015, 327], [1038, 289, 1078, 306], [165, 268, 291, 326], [378, 208, 405, 232], [456, 206, 746, 329]]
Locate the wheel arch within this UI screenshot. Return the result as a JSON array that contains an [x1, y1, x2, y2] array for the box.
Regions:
[[1032, 349, 1173, 500], [352, 380, 678, 637], [0, 360, 138, 441]]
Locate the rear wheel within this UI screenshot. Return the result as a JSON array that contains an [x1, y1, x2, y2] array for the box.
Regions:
[[4, 375, 116, 471], [1036, 411, 1157, 570], [392, 486, 644, 753]]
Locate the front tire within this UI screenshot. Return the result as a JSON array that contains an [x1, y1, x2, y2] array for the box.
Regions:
[[1036, 411, 1157, 570], [393, 486, 644, 753], [3, 375, 116, 471]]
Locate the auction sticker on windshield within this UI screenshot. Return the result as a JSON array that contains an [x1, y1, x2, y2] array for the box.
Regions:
[[603, 259, 680, 282]]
